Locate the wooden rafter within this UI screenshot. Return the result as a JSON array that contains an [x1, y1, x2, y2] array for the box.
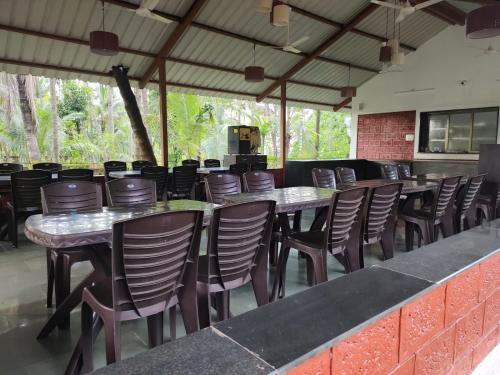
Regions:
[[256, 4, 379, 103], [0, 24, 344, 93], [139, 0, 207, 88], [284, 2, 416, 52], [0, 57, 347, 110], [103, 0, 380, 74], [333, 97, 352, 112]]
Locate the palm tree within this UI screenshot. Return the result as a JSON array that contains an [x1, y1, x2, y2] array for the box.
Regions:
[[16, 74, 40, 161]]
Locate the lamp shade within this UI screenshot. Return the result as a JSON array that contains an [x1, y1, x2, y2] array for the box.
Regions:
[[245, 66, 265, 82], [466, 5, 500, 39], [256, 0, 273, 13], [272, 4, 290, 26], [89, 31, 119, 56], [379, 44, 392, 63], [391, 51, 405, 65], [341, 86, 357, 98]]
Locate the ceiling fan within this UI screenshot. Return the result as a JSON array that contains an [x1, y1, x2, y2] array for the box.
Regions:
[[126, 0, 172, 24], [371, 0, 444, 23], [271, 22, 309, 54]]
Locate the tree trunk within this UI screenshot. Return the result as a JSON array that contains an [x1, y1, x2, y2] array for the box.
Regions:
[[16, 74, 41, 161], [50, 78, 59, 162], [141, 88, 149, 116], [315, 109, 321, 159], [112, 66, 156, 163]]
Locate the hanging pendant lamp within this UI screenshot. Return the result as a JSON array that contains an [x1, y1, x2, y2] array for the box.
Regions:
[[272, 3, 291, 26], [341, 66, 356, 98], [256, 0, 273, 13], [90, 0, 119, 56], [245, 44, 265, 82]]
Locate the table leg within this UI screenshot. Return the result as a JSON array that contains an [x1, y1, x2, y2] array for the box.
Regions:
[[270, 213, 292, 301], [37, 271, 100, 339]]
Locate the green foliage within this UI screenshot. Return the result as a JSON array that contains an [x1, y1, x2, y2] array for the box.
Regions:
[[0, 73, 351, 169]]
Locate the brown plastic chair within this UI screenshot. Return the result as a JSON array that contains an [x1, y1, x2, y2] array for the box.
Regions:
[[168, 166, 197, 199], [381, 164, 399, 180], [80, 210, 204, 371], [182, 159, 200, 168], [141, 166, 169, 200], [204, 159, 220, 168], [204, 173, 241, 205], [229, 163, 249, 177], [397, 164, 411, 178], [273, 187, 367, 300], [106, 178, 156, 207], [454, 174, 486, 232], [401, 176, 462, 250], [335, 167, 356, 183], [242, 171, 275, 193], [252, 162, 267, 171], [7, 170, 52, 247], [477, 182, 500, 221], [0, 163, 23, 175], [361, 183, 403, 266], [58, 168, 94, 182], [312, 168, 336, 188], [197, 201, 276, 328], [131, 160, 155, 170], [33, 162, 62, 172], [104, 161, 127, 180], [41, 182, 102, 310]]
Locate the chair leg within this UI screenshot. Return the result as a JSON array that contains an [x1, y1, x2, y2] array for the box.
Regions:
[[196, 283, 211, 329], [81, 302, 95, 373], [251, 269, 269, 307], [269, 237, 278, 267], [103, 319, 121, 365], [270, 245, 291, 301], [179, 288, 199, 334], [305, 255, 315, 286], [146, 312, 163, 348], [168, 306, 176, 341], [46, 249, 54, 308], [214, 291, 230, 322], [440, 216, 454, 238], [380, 231, 394, 260], [405, 222, 414, 251], [8, 210, 18, 248], [309, 253, 327, 284]]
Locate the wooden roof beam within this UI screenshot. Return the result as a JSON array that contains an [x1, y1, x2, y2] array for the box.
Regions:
[[413, 1, 467, 25], [138, 0, 207, 88], [256, 4, 379, 102], [0, 57, 342, 111], [333, 97, 352, 112], [104, 0, 380, 74], [285, 2, 417, 52], [0, 23, 343, 92]]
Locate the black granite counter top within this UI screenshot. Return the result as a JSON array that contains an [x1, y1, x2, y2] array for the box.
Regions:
[[94, 221, 500, 375]]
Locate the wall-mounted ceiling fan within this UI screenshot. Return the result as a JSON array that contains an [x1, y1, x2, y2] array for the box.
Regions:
[[371, 0, 444, 23], [126, 0, 172, 24]]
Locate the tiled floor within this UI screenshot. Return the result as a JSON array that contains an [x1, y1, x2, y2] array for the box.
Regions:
[[0, 210, 411, 374]]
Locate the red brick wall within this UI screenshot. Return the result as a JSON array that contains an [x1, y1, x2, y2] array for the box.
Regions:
[[286, 252, 500, 375], [357, 111, 416, 160]]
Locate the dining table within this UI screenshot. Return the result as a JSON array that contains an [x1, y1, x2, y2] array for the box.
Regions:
[[224, 181, 439, 300], [403, 173, 468, 184], [108, 167, 229, 179], [24, 200, 217, 340]]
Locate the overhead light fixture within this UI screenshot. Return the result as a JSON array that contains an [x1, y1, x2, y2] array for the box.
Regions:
[[272, 4, 291, 26], [245, 44, 265, 82], [90, 0, 119, 56], [466, 4, 500, 39], [341, 66, 356, 98], [256, 0, 273, 13]]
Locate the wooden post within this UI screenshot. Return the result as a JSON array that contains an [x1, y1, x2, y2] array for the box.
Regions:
[[280, 81, 287, 185], [159, 59, 168, 167]]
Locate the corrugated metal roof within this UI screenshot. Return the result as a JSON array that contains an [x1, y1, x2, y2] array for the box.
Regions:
[[0, 0, 461, 110]]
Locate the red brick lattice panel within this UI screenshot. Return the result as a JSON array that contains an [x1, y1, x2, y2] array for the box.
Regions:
[[357, 111, 416, 160]]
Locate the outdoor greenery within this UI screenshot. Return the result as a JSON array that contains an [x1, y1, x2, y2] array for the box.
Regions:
[[0, 72, 351, 169]]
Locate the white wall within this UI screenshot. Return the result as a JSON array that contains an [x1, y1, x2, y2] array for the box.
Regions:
[[352, 25, 500, 160]]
